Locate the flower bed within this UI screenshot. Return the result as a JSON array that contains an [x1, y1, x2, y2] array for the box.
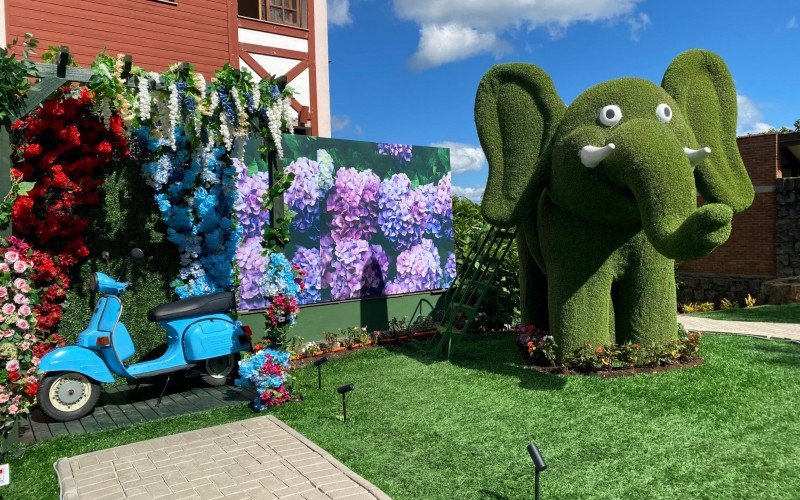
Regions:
[[515, 323, 703, 375]]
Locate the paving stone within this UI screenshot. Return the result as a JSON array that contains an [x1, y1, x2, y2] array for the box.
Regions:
[[54, 416, 387, 500]]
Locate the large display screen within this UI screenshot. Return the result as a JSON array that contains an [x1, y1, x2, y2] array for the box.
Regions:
[[236, 135, 455, 310]]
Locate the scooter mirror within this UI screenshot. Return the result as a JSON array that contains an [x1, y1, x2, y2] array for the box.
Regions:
[[131, 248, 145, 261]]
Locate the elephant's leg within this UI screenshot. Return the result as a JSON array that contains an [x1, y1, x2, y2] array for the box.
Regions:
[[547, 264, 614, 360], [538, 191, 616, 360], [517, 224, 548, 329], [613, 232, 678, 345]]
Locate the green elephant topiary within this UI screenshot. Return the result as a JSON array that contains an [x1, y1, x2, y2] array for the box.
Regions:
[[475, 50, 754, 361]]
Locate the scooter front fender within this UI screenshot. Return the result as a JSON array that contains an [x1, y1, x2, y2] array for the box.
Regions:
[[39, 346, 115, 383]]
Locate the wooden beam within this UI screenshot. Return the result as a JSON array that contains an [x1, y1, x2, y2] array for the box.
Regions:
[[239, 43, 308, 61], [238, 50, 272, 79], [283, 60, 308, 84]]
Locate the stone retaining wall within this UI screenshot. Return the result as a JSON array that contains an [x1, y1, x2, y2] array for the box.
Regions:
[[776, 177, 800, 277], [677, 273, 768, 305]]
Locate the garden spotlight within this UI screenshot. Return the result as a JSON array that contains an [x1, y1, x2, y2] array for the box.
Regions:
[[527, 442, 547, 500], [337, 383, 354, 423], [313, 356, 328, 389]]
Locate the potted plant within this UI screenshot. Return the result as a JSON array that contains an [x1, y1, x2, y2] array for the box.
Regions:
[[410, 315, 437, 339], [325, 331, 346, 352], [389, 316, 410, 341]]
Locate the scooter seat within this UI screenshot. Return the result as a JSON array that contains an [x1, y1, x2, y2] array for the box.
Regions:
[[147, 292, 235, 322]]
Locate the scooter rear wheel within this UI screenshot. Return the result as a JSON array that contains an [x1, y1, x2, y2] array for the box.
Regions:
[[200, 353, 237, 387], [38, 372, 101, 422]]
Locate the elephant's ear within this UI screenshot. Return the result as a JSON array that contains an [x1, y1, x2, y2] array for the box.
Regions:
[[662, 49, 754, 213], [475, 63, 565, 227]]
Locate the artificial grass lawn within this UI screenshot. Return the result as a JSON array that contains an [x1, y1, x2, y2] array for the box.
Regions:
[[690, 303, 800, 324], [5, 334, 800, 499]]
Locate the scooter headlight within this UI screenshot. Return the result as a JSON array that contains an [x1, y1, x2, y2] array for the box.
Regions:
[[89, 272, 98, 293]]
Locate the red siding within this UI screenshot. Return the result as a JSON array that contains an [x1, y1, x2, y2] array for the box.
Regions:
[[6, 0, 232, 76]]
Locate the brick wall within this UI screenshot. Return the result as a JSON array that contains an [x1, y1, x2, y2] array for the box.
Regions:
[[678, 134, 781, 302]]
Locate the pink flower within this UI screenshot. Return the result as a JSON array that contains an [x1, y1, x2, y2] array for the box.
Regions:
[[16, 319, 29, 330], [19, 305, 31, 317], [5, 359, 20, 371], [0, 263, 8, 272], [4, 251, 19, 264], [7, 404, 18, 415], [1, 329, 13, 338], [0, 287, 7, 298], [13, 260, 27, 273], [2, 303, 15, 315], [0, 393, 8, 403], [31, 356, 40, 366], [14, 293, 28, 305], [20, 341, 30, 350], [13, 278, 30, 292]]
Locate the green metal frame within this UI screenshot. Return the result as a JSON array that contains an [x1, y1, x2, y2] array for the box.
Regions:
[[429, 225, 518, 358]]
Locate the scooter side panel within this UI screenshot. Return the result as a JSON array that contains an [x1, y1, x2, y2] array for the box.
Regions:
[[39, 346, 116, 383], [180, 314, 248, 362]]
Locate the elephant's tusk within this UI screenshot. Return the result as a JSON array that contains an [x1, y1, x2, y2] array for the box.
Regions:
[[580, 143, 616, 169], [684, 146, 712, 166]]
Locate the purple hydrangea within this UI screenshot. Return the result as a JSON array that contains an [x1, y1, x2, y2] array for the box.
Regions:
[[326, 167, 380, 243], [432, 172, 454, 239], [291, 246, 323, 305], [236, 236, 269, 310], [378, 173, 430, 249], [234, 161, 270, 240], [385, 239, 442, 294], [377, 143, 413, 162], [326, 239, 390, 300], [443, 252, 456, 288], [284, 157, 322, 233]]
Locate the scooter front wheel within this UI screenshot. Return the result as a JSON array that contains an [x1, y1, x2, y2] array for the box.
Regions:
[[38, 372, 101, 422], [200, 354, 237, 387]]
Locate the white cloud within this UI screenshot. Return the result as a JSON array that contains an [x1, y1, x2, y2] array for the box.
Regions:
[[331, 114, 351, 132], [737, 94, 774, 135], [328, 0, 353, 26], [627, 12, 650, 41], [394, 0, 645, 68], [452, 186, 485, 203], [788, 16, 797, 29], [431, 141, 487, 174], [408, 24, 509, 70]]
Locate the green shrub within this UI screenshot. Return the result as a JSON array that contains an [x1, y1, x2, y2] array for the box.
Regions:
[[452, 196, 520, 330]]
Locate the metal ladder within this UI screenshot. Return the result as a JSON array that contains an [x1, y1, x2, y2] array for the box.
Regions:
[[429, 225, 518, 359]]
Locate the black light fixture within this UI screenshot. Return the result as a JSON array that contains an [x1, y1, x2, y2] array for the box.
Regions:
[[313, 356, 328, 390], [527, 442, 547, 500], [337, 383, 355, 423]]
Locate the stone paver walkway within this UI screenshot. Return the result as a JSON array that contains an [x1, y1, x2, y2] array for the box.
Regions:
[[55, 415, 390, 500], [679, 315, 800, 342]]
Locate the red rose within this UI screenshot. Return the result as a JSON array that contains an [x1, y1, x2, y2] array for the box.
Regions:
[[25, 381, 39, 397], [8, 371, 20, 383], [23, 143, 43, 159]]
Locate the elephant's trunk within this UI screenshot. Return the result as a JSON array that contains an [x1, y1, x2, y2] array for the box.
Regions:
[[606, 120, 733, 260]]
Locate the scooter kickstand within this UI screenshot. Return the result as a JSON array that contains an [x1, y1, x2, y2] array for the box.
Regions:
[[156, 374, 171, 407]]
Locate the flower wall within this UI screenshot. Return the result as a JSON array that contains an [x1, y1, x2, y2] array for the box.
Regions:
[[236, 136, 456, 310]]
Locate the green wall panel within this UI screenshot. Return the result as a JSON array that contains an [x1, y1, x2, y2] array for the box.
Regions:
[[238, 291, 446, 341]]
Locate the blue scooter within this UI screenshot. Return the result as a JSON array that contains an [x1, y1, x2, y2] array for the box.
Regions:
[[37, 249, 252, 422]]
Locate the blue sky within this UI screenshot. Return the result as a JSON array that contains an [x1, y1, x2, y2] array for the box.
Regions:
[[325, 0, 800, 201]]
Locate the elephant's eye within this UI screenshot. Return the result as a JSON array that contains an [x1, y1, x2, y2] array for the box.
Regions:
[[656, 103, 673, 124], [598, 105, 622, 127]]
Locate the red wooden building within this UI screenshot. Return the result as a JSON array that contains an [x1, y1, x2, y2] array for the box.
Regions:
[[0, 0, 332, 136]]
